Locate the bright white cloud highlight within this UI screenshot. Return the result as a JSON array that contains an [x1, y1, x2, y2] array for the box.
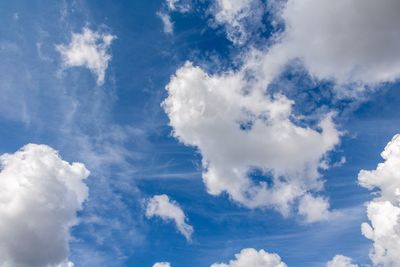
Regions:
[[146, 194, 193, 241], [326, 255, 358, 267], [163, 61, 339, 219], [57, 27, 115, 85], [358, 134, 400, 266], [153, 262, 171, 267], [210, 248, 287, 267], [0, 144, 89, 267]]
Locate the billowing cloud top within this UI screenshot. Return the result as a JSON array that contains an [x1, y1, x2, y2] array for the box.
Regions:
[[210, 248, 287, 267], [358, 134, 400, 266], [146, 194, 193, 241], [0, 144, 89, 267], [57, 27, 115, 85], [326, 255, 358, 267]]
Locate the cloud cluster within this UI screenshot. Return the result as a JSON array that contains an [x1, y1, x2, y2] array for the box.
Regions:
[[163, 61, 339, 219], [57, 27, 115, 85], [0, 144, 89, 267], [357, 134, 400, 266], [210, 248, 287, 267], [146, 194, 193, 241]]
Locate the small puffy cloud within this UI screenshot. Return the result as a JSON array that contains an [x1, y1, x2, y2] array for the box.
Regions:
[[0, 144, 90, 267], [157, 12, 174, 34], [210, 0, 264, 45], [57, 27, 115, 85], [298, 194, 331, 223], [146, 194, 193, 241], [163, 61, 339, 218], [358, 134, 400, 266], [326, 255, 358, 267], [153, 262, 171, 267], [210, 248, 287, 267], [280, 0, 400, 84]]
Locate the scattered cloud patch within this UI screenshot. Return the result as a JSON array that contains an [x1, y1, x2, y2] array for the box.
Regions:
[[210, 0, 265, 45], [146, 194, 193, 241], [358, 134, 400, 266], [0, 144, 89, 267], [210, 248, 287, 267], [157, 12, 174, 34], [57, 27, 115, 85]]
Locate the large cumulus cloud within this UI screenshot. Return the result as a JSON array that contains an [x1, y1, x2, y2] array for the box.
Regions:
[[0, 144, 89, 267]]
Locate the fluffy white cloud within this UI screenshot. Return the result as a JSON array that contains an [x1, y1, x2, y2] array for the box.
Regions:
[[153, 262, 171, 267], [163, 61, 339, 218], [210, 248, 287, 267], [280, 0, 400, 84], [358, 134, 400, 266], [0, 144, 89, 267], [210, 0, 264, 44], [146, 194, 193, 241], [57, 27, 115, 85], [298, 194, 331, 223], [157, 12, 174, 34], [326, 255, 358, 267]]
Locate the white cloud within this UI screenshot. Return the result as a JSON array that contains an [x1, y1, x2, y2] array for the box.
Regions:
[[209, 0, 400, 85], [358, 134, 400, 266], [146, 194, 193, 241], [0, 144, 89, 267], [165, 0, 190, 12], [163, 61, 340, 218], [157, 12, 174, 34], [57, 27, 115, 85], [298, 194, 332, 223], [153, 262, 171, 267], [210, 248, 287, 267], [279, 0, 400, 85], [210, 0, 264, 45], [326, 255, 358, 267]]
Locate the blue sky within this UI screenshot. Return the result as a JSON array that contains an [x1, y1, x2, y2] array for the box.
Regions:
[[0, 1, 400, 267]]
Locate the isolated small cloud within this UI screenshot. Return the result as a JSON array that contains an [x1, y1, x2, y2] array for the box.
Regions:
[[210, 248, 287, 267], [157, 12, 174, 34], [146, 194, 193, 241], [153, 262, 171, 267], [326, 255, 358, 267], [57, 27, 115, 85], [0, 144, 89, 267], [298, 194, 332, 223]]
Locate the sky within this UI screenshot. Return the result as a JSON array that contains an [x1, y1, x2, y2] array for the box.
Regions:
[[0, 1, 400, 267]]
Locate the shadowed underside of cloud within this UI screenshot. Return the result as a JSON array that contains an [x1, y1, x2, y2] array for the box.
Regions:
[[0, 144, 89, 267]]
